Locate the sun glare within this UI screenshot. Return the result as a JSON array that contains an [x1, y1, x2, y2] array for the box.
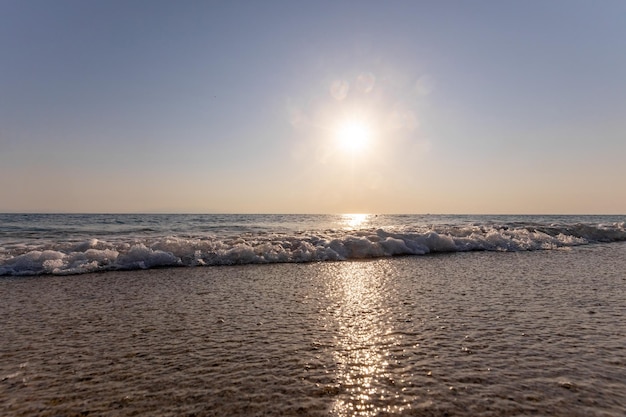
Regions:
[[336, 121, 371, 153]]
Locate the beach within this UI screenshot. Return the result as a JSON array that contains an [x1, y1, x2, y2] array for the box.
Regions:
[[2, 242, 625, 416], [4, 2, 626, 415]]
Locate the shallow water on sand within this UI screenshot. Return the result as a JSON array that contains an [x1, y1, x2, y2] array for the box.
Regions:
[[2, 243, 625, 416]]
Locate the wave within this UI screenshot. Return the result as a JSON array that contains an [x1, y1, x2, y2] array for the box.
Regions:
[[1, 222, 624, 276]]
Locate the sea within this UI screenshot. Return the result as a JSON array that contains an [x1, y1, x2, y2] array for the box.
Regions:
[[0, 213, 625, 276], [1, 214, 626, 416]]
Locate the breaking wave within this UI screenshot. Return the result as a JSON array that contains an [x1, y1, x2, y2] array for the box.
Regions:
[[1, 221, 624, 276]]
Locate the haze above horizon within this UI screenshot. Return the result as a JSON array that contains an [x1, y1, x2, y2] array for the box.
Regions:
[[1, 1, 625, 214]]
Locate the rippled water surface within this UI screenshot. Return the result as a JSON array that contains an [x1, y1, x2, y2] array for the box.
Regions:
[[2, 243, 625, 416]]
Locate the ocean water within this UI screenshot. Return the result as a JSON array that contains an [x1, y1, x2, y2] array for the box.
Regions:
[[0, 213, 624, 276], [2, 243, 626, 416], [1, 214, 626, 416]]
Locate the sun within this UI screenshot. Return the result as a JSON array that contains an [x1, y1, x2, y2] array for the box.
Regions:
[[336, 121, 371, 153]]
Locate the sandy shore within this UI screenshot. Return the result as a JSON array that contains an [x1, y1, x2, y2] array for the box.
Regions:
[[2, 244, 626, 416]]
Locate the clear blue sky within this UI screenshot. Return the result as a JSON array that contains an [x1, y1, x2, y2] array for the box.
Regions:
[[1, 0, 625, 213]]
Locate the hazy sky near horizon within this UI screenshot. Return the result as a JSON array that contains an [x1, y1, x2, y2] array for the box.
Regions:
[[1, 0, 625, 214]]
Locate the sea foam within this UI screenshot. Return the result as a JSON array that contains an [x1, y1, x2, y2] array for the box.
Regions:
[[1, 222, 624, 276]]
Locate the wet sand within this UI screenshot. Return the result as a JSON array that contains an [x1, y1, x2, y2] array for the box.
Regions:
[[2, 243, 626, 416]]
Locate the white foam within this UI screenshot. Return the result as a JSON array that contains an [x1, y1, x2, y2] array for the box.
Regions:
[[116, 244, 181, 269], [1, 222, 624, 276]]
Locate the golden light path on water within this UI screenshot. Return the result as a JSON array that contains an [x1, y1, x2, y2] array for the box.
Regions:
[[340, 213, 371, 229], [323, 260, 411, 416]]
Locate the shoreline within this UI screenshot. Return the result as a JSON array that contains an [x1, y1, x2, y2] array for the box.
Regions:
[[2, 245, 625, 416]]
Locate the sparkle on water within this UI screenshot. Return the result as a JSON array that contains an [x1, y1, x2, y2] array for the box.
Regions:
[[341, 213, 371, 229], [325, 262, 410, 416]]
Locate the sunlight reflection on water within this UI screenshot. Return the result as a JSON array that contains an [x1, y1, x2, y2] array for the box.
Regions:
[[324, 262, 410, 416], [341, 213, 372, 230], [3, 245, 626, 416]]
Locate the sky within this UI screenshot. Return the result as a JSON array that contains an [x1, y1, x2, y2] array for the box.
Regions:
[[1, 0, 625, 214]]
